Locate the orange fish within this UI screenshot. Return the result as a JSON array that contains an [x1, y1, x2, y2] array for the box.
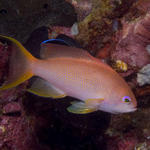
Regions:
[[0, 35, 137, 114]]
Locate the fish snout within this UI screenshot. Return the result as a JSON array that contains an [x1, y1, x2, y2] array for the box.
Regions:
[[126, 105, 137, 113], [130, 107, 137, 112]]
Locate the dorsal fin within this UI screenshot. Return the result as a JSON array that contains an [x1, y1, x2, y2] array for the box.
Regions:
[[40, 43, 95, 61]]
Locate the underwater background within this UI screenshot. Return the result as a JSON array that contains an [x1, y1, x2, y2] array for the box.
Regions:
[[0, 0, 150, 149]]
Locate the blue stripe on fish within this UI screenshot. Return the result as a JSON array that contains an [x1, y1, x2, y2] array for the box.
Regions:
[[41, 39, 69, 46]]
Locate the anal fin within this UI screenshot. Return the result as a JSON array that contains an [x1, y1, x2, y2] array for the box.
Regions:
[[27, 77, 66, 98]]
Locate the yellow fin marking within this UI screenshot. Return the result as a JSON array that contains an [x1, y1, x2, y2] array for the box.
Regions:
[[27, 77, 66, 98], [0, 35, 36, 90], [0, 35, 34, 60], [0, 72, 33, 90], [67, 101, 98, 114], [27, 88, 66, 98]]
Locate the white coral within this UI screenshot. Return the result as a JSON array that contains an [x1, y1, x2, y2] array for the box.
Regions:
[[71, 23, 79, 35], [137, 64, 150, 86]]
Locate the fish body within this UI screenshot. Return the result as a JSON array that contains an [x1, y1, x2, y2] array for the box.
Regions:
[[0, 35, 137, 114]]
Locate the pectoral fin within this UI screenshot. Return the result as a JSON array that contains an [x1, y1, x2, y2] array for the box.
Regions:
[[85, 98, 104, 106], [67, 101, 98, 114], [27, 77, 66, 98]]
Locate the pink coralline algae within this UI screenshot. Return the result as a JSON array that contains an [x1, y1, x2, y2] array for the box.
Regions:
[[111, 13, 150, 69], [107, 133, 138, 150], [48, 26, 73, 39], [136, 0, 150, 13], [3, 102, 21, 114], [0, 42, 10, 83], [0, 100, 40, 150], [0, 113, 38, 150]]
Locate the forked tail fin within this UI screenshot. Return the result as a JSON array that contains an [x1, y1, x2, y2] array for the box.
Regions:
[[0, 35, 36, 90]]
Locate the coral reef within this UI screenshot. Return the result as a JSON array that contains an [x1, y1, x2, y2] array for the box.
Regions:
[[1, 0, 150, 150], [66, 0, 92, 21], [111, 13, 150, 70], [0, 106, 41, 150], [137, 64, 150, 86], [75, 0, 136, 54], [48, 26, 74, 39], [106, 132, 138, 150]]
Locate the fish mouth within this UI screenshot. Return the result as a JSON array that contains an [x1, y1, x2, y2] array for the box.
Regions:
[[112, 107, 137, 114], [125, 107, 137, 113], [132, 107, 137, 111]]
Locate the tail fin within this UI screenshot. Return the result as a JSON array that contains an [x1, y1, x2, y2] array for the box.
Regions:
[[0, 35, 36, 90]]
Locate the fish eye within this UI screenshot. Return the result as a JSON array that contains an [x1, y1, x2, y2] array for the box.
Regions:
[[122, 96, 131, 103]]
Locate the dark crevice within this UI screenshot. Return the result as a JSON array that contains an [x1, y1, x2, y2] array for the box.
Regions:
[[43, 3, 48, 9], [0, 9, 7, 15]]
